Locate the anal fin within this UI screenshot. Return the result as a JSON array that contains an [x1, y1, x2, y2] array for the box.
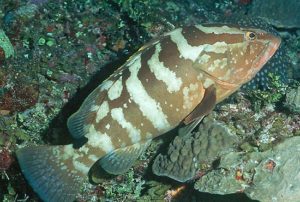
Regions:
[[99, 140, 151, 175]]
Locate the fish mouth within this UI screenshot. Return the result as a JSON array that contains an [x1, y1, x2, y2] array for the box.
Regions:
[[247, 35, 281, 81]]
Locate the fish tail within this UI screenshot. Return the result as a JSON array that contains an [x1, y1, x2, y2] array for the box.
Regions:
[[16, 145, 81, 202]]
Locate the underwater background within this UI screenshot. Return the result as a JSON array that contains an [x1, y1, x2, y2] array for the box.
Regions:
[[0, 0, 300, 201]]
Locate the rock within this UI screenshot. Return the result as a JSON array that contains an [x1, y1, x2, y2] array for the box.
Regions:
[[152, 114, 239, 182], [249, 0, 300, 28], [195, 168, 247, 195], [194, 136, 300, 202], [4, 4, 39, 26], [284, 86, 300, 113]]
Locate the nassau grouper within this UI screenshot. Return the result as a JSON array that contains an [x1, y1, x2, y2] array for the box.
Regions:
[[16, 24, 281, 202]]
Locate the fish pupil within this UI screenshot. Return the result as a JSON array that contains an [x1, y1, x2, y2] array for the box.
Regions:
[[249, 32, 256, 40]]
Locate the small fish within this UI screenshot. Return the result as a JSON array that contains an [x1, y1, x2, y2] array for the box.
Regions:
[[16, 24, 281, 202]]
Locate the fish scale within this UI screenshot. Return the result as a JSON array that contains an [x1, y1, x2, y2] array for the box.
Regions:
[[16, 24, 281, 202]]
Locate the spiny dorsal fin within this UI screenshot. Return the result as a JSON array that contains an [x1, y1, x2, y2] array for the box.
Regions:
[[99, 140, 151, 175], [183, 85, 216, 125], [67, 87, 105, 139], [67, 36, 163, 140], [67, 69, 124, 140]]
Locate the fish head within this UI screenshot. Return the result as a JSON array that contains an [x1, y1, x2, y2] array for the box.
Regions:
[[194, 24, 281, 86], [223, 17, 289, 90], [236, 28, 282, 84]]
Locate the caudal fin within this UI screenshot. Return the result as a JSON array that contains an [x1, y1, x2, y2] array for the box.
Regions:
[[16, 145, 81, 202]]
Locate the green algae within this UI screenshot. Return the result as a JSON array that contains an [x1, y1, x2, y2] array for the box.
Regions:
[[246, 73, 287, 111], [0, 29, 14, 59], [139, 181, 171, 201], [104, 169, 145, 200], [0, 115, 30, 147]]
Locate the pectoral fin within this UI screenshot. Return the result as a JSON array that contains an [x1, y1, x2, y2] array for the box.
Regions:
[[99, 140, 151, 175], [179, 85, 216, 136], [178, 116, 205, 136], [183, 85, 216, 125]]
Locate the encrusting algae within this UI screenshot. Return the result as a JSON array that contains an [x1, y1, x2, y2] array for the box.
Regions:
[[16, 23, 281, 202]]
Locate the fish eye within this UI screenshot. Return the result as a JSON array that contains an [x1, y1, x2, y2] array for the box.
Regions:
[[246, 32, 257, 41]]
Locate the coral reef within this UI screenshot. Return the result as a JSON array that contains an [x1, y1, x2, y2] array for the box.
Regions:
[[0, 68, 39, 114], [152, 114, 239, 182], [0, 0, 299, 201]]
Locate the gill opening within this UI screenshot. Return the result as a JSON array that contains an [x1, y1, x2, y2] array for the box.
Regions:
[[197, 68, 241, 90]]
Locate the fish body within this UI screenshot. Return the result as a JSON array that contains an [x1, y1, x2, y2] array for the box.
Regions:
[[17, 24, 280, 202]]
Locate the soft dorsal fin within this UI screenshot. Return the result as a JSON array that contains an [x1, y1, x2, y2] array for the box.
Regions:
[[183, 85, 216, 125], [99, 140, 151, 175]]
